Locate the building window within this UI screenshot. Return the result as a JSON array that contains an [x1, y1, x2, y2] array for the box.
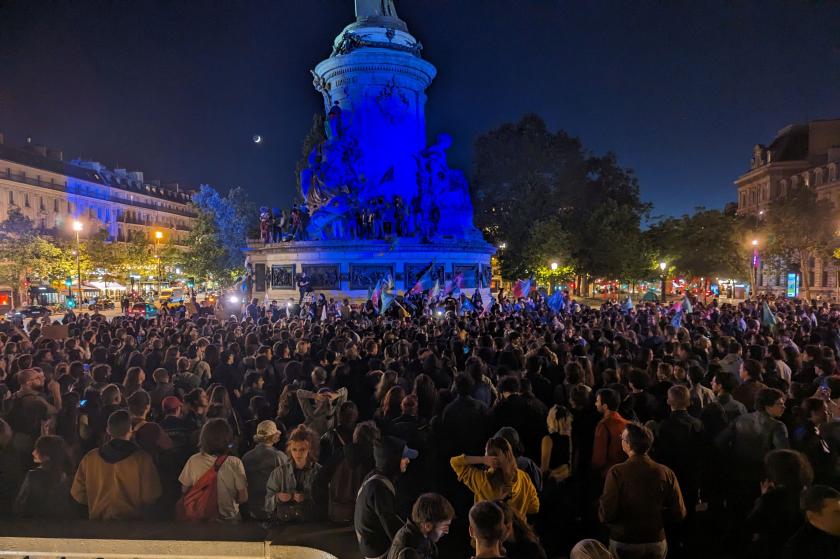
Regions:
[[809, 271, 815, 287], [8, 191, 13, 205], [24, 193, 30, 208], [823, 271, 829, 288], [67, 201, 72, 214], [53, 199, 59, 212], [39, 197, 45, 211]]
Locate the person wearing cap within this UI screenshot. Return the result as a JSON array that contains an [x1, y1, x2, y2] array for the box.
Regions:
[[159, 396, 198, 450], [355, 436, 418, 559], [242, 420, 289, 520]]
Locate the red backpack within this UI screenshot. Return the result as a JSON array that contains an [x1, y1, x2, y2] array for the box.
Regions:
[[176, 455, 227, 521]]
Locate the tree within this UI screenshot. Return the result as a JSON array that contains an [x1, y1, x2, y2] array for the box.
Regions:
[[646, 207, 749, 291], [0, 210, 46, 304], [183, 185, 255, 285], [763, 187, 836, 300], [472, 115, 649, 289]]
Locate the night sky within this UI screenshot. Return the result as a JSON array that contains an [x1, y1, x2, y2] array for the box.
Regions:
[[1, 0, 839, 218]]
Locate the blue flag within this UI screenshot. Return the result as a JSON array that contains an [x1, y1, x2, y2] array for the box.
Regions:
[[547, 290, 565, 312], [671, 310, 683, 328], [623, 297, 633, 313], [461, 297, 475, 314], [761, 302, 777, 328]]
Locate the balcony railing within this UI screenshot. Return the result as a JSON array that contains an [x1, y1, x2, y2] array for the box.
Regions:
[[0, 170, 197, 218]]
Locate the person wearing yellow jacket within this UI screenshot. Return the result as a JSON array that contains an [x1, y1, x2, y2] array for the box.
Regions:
[[450, 436, 539, 520]]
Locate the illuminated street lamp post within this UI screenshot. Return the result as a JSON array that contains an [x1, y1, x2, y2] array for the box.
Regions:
[[154, 231, 164, 295], [550, 262, 558, 293], [73, 220, 83, 304], [659, 261, 667, 301], [751, 239, 759, 298]]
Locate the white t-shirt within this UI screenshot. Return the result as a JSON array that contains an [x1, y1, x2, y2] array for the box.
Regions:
[[179, 452, 247, 520]]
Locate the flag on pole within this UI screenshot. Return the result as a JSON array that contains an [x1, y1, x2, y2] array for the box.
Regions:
[[320, 303, 327, 321], [761, 301, 777, 328], [671, 309, 683, 328], [410, 262, 435, 294], [513, 278, 532, 299], [623, 297, 633, 313], [371, 279, 383, 308], [681, 294, 693, 314], [429, 280, 440, 301], [547, 290, 565, 312], [460, 297, 475, 314]]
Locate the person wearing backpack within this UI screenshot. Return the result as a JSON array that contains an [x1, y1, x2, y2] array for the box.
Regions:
[[355, 435, 418, 559], [315, 420, 379, 524], [177, 418, 247, 521]]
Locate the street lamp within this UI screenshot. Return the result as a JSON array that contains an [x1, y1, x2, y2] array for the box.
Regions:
[[154, 231, 163, 295], [551, 262, 558, 271], [73, 220, 83, 305], [550, 262, 559, 293], [659, 261, 667, 301], [751, 239, 760, 297]]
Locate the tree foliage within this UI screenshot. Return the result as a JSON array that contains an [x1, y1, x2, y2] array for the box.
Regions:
[[646, 207, 749, 281], [471, 115, 650, 283], [763, 187, 836, 300], [183, 184, 255, 285]]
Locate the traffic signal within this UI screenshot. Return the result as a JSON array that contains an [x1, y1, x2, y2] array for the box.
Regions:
[[66, 297, 76, 309], [65, 276, 72, 287], [187, 277, 195, 288]]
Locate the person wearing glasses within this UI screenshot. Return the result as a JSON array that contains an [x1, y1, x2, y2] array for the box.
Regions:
[[715, 387, 790, 522]]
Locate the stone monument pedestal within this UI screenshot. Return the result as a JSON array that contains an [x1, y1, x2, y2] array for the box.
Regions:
[[245, 238, 493, 301]]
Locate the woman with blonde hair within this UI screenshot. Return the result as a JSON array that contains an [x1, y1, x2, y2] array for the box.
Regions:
[[450, 436, 539, 519], [541, 405, 573, 483]]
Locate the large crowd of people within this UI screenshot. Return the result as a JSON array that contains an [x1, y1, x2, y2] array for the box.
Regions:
[[0, 290, 839, 559]]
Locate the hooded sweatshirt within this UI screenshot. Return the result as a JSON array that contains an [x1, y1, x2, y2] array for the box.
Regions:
[[354, 436, 406, 558], [71, 438, 162, 520]]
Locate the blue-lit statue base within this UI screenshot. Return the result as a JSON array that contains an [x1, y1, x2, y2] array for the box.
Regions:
[[246, 237, 493, 300], [245, 3, 494, 299]]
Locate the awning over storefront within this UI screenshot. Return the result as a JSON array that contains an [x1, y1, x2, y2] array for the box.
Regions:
[[88, 281, 126, 291]]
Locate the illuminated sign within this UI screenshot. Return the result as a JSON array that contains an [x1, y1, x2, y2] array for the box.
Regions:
[[786, 273, 799, 298]]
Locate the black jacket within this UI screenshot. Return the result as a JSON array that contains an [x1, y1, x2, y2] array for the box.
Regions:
[[387, 520, 436, 559], [782, 521, 840, 559], [14, 468, 74, 519], [354, 437, 405, 558]]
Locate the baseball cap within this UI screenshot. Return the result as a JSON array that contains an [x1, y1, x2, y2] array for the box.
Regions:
[[403, 445, 419, 460], [161, 396, 182, 414]]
